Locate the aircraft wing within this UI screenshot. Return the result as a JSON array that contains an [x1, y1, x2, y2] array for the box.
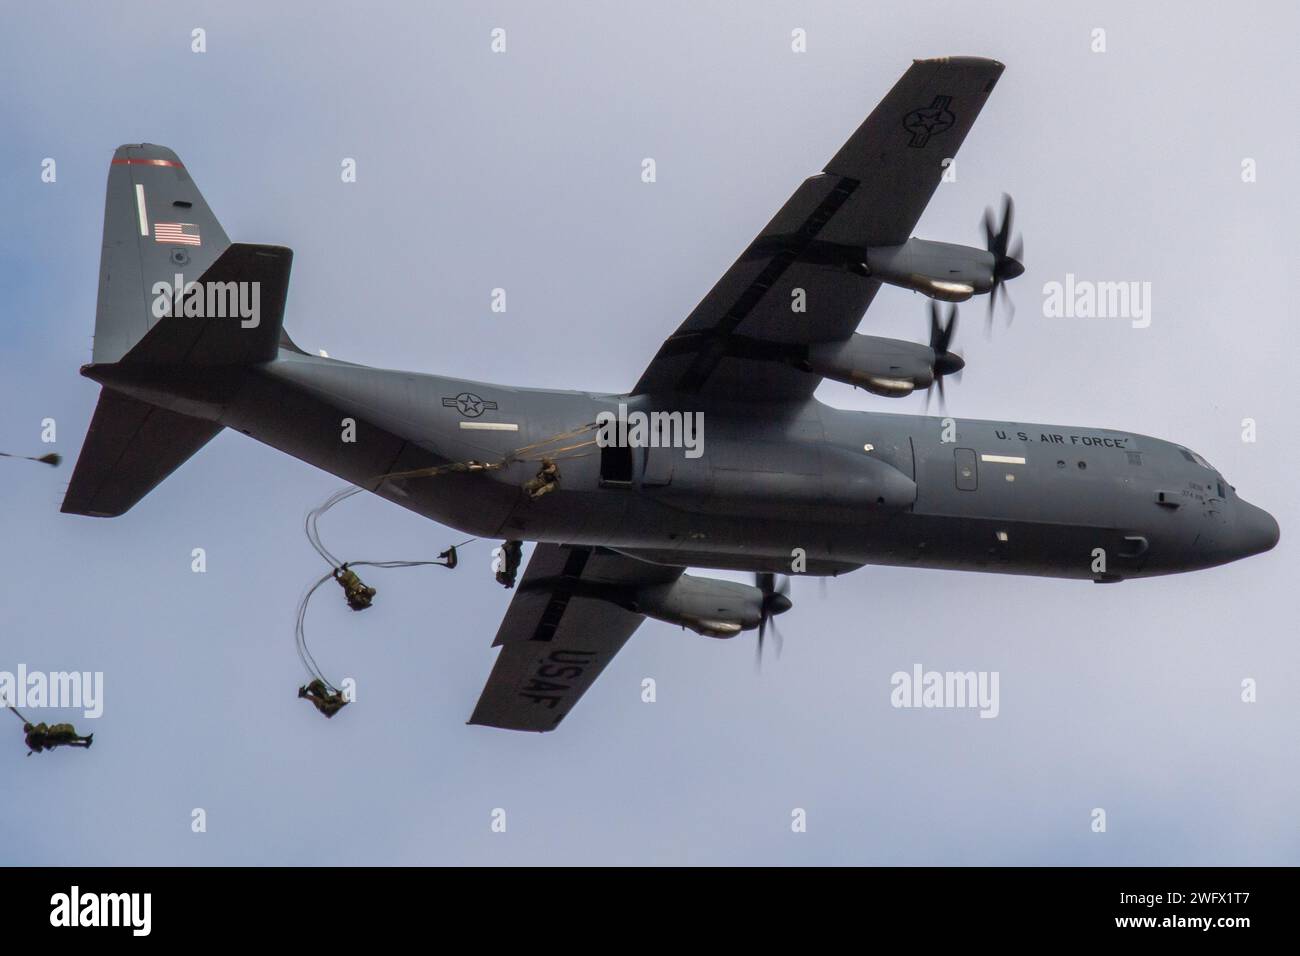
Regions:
[[634, 57, 1004, 401], [469, 545, 683, 732]]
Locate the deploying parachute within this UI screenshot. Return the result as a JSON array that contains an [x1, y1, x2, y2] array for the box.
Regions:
[[5, 447, 75, 754], [0, 451, 60, 466], [291, 418, 599, 718]]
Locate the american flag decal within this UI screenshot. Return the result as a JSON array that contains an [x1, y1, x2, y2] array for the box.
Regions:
[[154, 222, 201, 246]]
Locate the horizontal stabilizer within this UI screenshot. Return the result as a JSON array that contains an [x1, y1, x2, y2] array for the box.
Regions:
[[61, 390, 222, 517]]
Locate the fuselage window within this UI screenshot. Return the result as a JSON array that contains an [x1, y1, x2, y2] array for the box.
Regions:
[[954, 448, 978, 491]]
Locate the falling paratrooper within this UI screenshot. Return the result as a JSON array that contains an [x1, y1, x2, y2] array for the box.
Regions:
[[24, 721, 93, 755], [6, 706, 93, 756], [291, 424, 596, 718], [298, 679, 348, 719], [295, 482, 471, 717]]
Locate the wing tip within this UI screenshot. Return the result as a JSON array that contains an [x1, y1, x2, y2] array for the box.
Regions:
[[466, 717, 556, 733], [912, 55, 1005, 71], [59, 504, 121, 518]]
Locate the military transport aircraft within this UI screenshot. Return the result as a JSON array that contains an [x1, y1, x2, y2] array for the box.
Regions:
[[63, 57, 1277, 731]]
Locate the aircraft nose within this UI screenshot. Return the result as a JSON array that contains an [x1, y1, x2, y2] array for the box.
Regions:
[[1238, 500, 1280, 556]]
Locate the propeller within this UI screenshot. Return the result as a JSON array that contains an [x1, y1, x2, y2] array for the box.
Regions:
[[981, 193, 1025, 332], [754, 572, 792, 668], [924, 301, 963, 413]]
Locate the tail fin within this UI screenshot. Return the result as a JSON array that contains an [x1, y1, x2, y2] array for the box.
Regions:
[[63, 146, 293, 517], [92, 144, 231, 363], [121, 242, 293, 366]]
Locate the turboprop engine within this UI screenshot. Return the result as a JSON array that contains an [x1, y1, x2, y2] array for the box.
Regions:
[[632, 575, 773, 638], [805, 333, 945, 397], [746, 194, 1025, 321], [865, 194, 1025, 322], [572, 574, 791, 639], [861, 238, 1004, 301], [802, 301, 963, 401]]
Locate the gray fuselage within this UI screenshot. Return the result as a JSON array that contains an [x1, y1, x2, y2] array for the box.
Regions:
[[94, 349, 1278, 582]]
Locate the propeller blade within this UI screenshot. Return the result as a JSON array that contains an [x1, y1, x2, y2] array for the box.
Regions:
[[753, 572, 792, 669], [926, 301, 962, 404], [939, 304, 957, 353], [998, 193, 1014, 253], [981, 193, 1023, 334]]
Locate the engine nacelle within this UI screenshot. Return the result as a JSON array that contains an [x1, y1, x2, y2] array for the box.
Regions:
[[630, 575, 766, 638], [745, 234, 1015, 304], [805, 334, 937, 398], [863, 238, 996, 302]]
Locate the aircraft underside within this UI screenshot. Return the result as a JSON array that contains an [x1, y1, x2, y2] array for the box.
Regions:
[[58, 59, 1277, 731]]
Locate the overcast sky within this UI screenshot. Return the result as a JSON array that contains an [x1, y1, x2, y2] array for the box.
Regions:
[[1, 1, 1296, 865]]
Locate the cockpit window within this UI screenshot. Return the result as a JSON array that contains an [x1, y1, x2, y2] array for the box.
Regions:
[[1177, 447, 1214, 469]]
